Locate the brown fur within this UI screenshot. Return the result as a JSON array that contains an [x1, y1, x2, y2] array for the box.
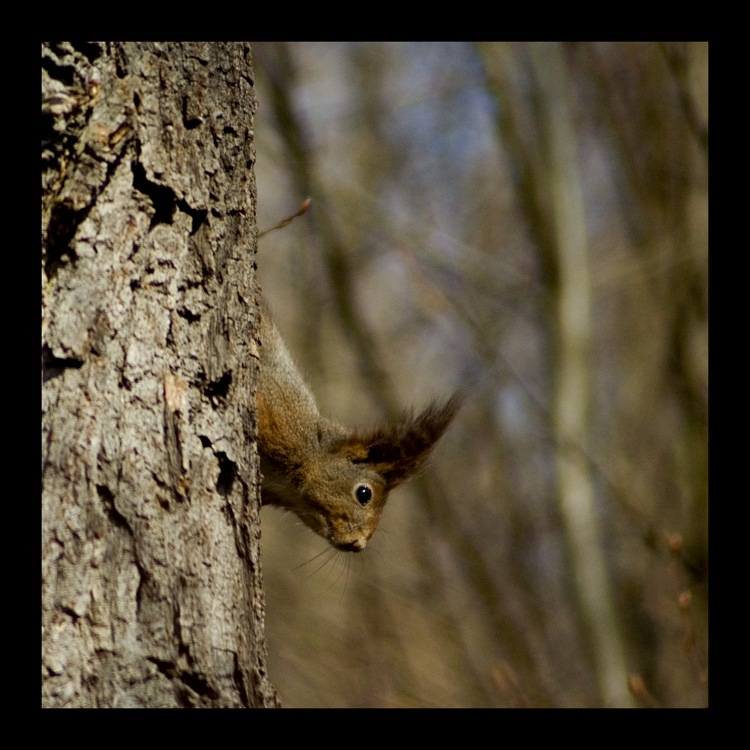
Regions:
[[333, 396, 463, 488], [258, 301, 460, 552]]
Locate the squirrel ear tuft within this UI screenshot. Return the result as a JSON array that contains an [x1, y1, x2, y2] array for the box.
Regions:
[[337, 394, 462, 489]]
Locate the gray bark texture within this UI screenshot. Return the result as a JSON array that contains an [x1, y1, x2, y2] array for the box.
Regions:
[[41, 42, 279, 708]]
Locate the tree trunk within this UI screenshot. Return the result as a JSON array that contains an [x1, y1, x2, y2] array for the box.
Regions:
[[529, 43, 634, 707], [42, 42, 278, 708]]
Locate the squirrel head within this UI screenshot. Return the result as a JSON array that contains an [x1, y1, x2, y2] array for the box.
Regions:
[[260, 395, 461, 552]]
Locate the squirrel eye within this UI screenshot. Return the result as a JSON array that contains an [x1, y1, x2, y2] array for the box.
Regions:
[[354, 484, 372, 505]]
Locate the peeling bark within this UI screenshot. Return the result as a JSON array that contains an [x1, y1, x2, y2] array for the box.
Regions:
[[42, 42, 278, 708]]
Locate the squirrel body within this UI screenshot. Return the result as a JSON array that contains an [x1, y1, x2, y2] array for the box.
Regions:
[[257, 300, 459, 552]]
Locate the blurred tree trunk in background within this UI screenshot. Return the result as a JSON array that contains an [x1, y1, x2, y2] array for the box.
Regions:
[[530, 43, 634, 707], [42, 42, 277, 707], [478, 41, 635, 707]]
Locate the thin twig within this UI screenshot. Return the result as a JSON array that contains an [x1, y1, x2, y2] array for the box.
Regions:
[[258, 197, 312, 239]]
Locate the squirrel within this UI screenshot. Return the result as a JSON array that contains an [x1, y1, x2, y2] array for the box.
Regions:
[[257, 299, 461, 552]]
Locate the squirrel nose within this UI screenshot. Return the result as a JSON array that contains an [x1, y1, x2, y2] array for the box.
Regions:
[[337, 538, 366, 553]]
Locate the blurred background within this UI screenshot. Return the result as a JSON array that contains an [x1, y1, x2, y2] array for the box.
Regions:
[[252, 42, 708, 708]]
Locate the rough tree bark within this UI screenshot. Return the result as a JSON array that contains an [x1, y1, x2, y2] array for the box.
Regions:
[[42, 42, 278, 707]]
